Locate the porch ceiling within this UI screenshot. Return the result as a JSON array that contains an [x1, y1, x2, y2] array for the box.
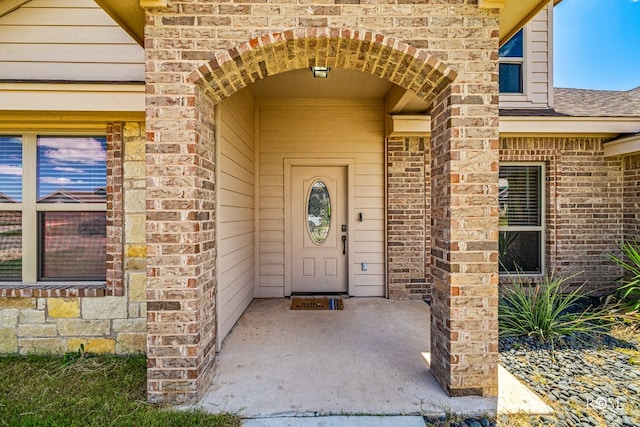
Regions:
[[247, 68, 430, 114], [87, 0, 555, 48]]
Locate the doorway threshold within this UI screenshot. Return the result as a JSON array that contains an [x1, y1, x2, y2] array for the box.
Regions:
[[289, 292, 349, 298]]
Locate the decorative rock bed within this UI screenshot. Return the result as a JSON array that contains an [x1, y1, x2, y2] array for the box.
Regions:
[[425, 333, 640, 427]]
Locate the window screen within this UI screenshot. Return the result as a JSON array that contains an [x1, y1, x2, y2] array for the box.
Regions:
[[37, 137, 107, 203], [0, 136, 22, 203], [40, 212, 106, 280], [0, 212, 22, 281], [499, 166, 541, 227]]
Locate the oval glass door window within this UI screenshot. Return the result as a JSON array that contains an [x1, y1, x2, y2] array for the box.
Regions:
[[307, 180, 331, 244]]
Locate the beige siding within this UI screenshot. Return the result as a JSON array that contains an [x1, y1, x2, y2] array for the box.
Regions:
[[499, 5, 553, 109], [218, 89, 255, 344], [0, 0, 144, 81], [258, 99, 385, 297]]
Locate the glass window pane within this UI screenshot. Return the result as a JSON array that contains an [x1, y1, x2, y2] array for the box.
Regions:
[[499, 29, 524, 58], [307, 181, 331, 244], [499, 166, 541, 226], [499, 63, 523, 93], [0, 212, 22, 281], [40, 212, 106, 280], [499, 231, 541, 274], [37, 137, 107, 203], [0, 136, 23, 203]]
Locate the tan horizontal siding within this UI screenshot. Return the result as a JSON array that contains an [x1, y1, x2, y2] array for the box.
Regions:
[[0, 0, 144, 81], [499, 5, 551, 109], [217, 89, 255, 345], [258, 99, 385, 297]]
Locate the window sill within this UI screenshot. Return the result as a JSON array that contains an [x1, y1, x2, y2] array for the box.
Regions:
[[0, 282, 107, 298]]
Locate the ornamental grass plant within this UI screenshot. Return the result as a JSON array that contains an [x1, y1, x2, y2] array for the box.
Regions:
[[498, 272, 608, 348], [609, 240, 640, 313]]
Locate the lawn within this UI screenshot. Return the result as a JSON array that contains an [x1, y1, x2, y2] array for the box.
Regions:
[[0, 353, 241, 427]]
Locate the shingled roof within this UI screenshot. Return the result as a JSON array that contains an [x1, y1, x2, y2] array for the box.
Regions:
[[553, 87, 640, 117], [500, 86, 640, 118]]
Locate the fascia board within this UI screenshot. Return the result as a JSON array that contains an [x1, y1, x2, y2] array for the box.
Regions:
[[603, 134, 640, 157], [387, 115, 640, 137], [499, 116, 640, 136]]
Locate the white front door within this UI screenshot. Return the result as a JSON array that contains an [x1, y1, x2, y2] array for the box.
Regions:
[[291, 166, 348, 293]]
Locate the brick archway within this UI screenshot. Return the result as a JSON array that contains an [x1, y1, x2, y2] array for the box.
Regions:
[[188, 27, 458, 105], [146, 21, 500, 403]]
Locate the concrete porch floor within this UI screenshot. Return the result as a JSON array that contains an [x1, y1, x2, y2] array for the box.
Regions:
[[198, 298, 549, 419]]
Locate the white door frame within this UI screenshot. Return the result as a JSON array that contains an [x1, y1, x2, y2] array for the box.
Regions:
[[284, 158, 356, 296]]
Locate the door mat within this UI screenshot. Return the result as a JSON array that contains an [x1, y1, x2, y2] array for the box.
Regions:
[[290, 297, 344, 310]]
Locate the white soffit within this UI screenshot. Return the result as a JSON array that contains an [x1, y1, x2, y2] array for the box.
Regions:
[[0, 83, 145, 112], [603, 134, 640, 157]]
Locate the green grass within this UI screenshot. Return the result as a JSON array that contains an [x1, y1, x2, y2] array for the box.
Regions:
[[0, 354, 241, 427]]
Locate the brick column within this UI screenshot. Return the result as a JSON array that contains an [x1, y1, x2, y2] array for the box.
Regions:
[[429, 81, 500, 396], [106, 123, 124, 296], [145, 69, 217, 403]]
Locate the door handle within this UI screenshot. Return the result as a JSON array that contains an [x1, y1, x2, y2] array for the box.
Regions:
[[341, 235, 347, 255]]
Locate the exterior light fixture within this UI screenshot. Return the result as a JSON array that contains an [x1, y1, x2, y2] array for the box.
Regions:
[[311, 67, 330, 78]]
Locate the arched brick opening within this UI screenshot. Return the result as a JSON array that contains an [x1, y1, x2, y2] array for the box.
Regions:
[[182, 27, 467, 401], [146, 25, 499, 403], [188, 27, 458, 105]]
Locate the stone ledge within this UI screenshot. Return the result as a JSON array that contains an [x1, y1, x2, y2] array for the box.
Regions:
[[0, 283, 107, 298]]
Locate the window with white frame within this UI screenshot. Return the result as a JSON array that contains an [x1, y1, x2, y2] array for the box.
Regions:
[[0, 135, 107, 283], [499, 28, 524, 94], [499, 163, 544, 274]]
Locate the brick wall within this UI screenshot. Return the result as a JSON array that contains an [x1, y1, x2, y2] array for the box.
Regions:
[[387, 136, 430, 300], [0, 122, 146, 355], [144, 0, 500, 402], [387, 135, 630, 299], [624, 154, 640, 241], [500, 136, 624, 293]]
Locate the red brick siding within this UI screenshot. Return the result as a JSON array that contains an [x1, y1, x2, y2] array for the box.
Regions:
[[106, 123, 124, 297], [624, 154, 640, 241], [387, 136, 431, 300], [500, 136, 624, 293]]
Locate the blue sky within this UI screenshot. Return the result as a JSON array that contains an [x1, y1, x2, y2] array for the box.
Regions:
[[554, 0, 640, 91], [0, 137, 106, 202]]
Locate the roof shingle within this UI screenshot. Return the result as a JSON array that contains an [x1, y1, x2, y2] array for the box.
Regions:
[[553, 86, 640, 117]]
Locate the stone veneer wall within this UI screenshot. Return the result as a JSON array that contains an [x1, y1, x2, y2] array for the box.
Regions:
[[500, 136, 624, 292], [0, 122, 146, 355], [624, 154, 640, 241], [387, 136, 430, 300]]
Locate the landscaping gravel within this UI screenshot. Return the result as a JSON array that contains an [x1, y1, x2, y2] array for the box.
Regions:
[[425, 332, 640, 427], [499, 333, 640, 427]]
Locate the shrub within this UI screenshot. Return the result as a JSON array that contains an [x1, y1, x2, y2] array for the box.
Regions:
[[609, 240, 640, 313], [499, 273, 606, 348]]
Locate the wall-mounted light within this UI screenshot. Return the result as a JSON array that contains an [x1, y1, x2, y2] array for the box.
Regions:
[[310, 67, 330, 78]]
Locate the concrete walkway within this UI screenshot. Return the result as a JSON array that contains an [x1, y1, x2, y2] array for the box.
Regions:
[[196, 298, 550, 422], [241, 415, 428, 426]]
